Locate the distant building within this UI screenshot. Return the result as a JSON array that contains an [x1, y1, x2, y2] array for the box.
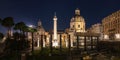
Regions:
[[102, 10, 120, 40], [87, 23, 102, 33], [87, 23, 103, 40]]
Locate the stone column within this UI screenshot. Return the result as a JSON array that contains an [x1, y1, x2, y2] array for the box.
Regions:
[[53, 13, 58, 47]]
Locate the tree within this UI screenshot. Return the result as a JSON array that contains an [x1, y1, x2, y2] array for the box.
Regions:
[[13, 32, 20, 40], [0, 32, 4, 40], [60, 34, 62, 53], [14, 22, 26, 33], [28, 27, 37, 54], [1, 17, 14, 38], [0, 19, 4, 40], [14, 22, 26, 39], [50, 34, 53, 54], [0, 18, 2, 24], [68, 35, 71, 54], [22, 25, 29, 38]]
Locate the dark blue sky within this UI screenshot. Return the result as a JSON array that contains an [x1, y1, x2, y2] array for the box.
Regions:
[[0, 0, 120, 33]]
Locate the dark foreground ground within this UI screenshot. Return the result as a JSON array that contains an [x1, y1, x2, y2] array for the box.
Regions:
[[1, 41, 120, 60]]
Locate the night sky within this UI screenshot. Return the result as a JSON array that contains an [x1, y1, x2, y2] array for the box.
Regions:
[[0, 0, 120, 34]]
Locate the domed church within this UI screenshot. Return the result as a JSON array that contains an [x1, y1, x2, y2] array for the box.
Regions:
[[70, 8, 86, 32]]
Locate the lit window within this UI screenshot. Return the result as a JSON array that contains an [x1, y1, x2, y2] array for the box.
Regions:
[[115, 34, 120, 39], [104, 35, 109, 39]]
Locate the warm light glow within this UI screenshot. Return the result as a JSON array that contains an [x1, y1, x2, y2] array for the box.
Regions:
[[53, 17, 57, 21], [104, 35, 109, 39], [53, 40, 58, 47], [81, 42, 84, 45], [66, 40, 68, 47], [46, 37, 49, 42], [53, 13, 58, 47], [43, 40, 45, 47], [37, 38, 39, 47], [53, 19, 57, 40], [115, 34, 120, 39], [1, 36, 7, 43]]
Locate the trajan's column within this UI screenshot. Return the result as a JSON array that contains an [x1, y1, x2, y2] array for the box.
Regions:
[[53, 13, 58, 47]]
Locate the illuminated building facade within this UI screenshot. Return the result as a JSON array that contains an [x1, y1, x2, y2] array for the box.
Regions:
[[102, 10, 120, 40], [87, 23, 103, 40], [87, 23, 102, 33], [75, 32, 99, 50], [28, 20, 46, 49], [27, 8, 99, 50], [70, 8, 85, 32], [67, 8, 86, 47]]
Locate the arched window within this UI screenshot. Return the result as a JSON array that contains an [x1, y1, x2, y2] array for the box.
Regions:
[[78, 25, 80, 28]]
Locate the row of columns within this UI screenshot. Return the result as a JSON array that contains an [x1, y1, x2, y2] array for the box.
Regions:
[[34, 35, 99, 52], [34, 34, 71, 53], [76, 36, 99, 51]]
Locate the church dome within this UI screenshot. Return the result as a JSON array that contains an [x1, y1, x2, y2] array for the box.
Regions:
[[71, 8, 85, 22], [71, 17, 75, 22], [72, 15, 85, 22], [37, 20, 45, 35], [70, 8, 86, 33]]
